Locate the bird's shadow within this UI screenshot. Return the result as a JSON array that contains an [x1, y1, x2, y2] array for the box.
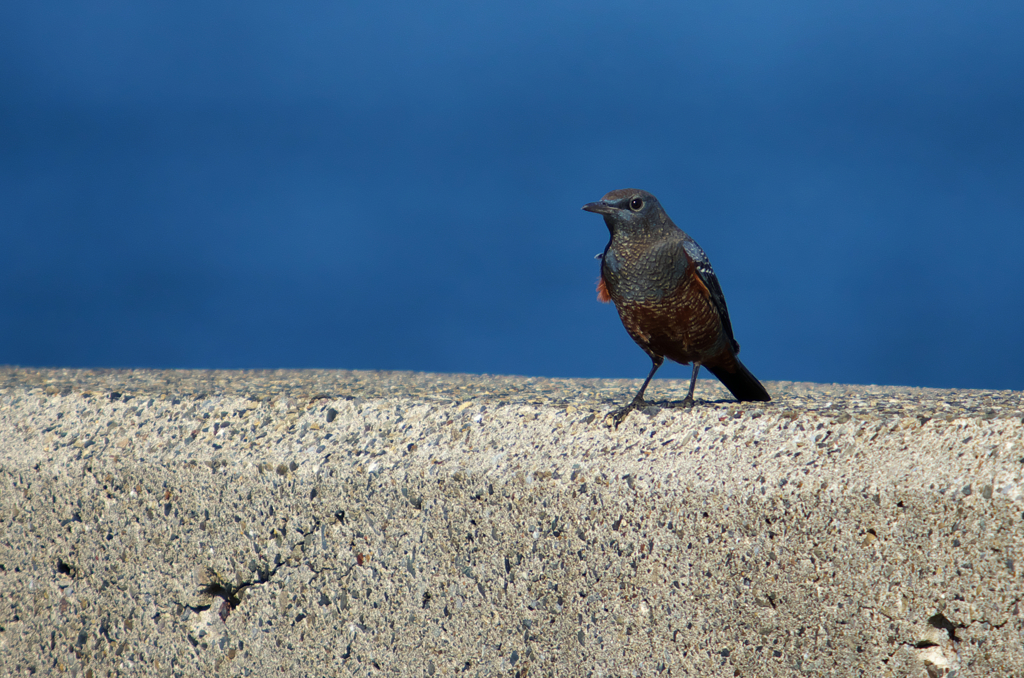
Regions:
[[601, 396, 768, 427]]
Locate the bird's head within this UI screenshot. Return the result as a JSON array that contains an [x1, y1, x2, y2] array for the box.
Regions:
[[581, 189, 667, 237]]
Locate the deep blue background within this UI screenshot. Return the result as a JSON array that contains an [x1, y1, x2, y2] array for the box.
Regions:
[[2, 1, 1023, 390]]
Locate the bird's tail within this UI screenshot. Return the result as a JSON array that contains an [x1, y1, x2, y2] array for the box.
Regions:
[[707, 359, 771, 402]]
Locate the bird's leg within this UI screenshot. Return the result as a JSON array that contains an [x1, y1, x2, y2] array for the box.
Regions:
[[609, 356, 663, 426], [675, 362, 701, 408]]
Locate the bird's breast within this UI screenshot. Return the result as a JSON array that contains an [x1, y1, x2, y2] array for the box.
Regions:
[[604, 244, 727, 362], [602, 242, 685, 302]]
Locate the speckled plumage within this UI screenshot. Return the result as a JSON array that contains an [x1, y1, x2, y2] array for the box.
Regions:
[[583, 188, 769, 422]]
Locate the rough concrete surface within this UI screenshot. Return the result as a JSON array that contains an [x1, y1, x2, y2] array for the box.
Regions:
[[1, 367, 1022, 677]]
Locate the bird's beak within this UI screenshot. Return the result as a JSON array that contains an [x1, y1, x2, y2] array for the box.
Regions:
[[581, 201, 616, 215]]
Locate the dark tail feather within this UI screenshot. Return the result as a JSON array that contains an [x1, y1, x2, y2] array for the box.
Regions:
[[707, 359, 771, 402]]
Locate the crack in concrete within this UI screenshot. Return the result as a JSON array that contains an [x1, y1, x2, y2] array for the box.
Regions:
[[173, 514, 348, 636], [968, 596, 1023, 630], [171, 559, 290, 654]]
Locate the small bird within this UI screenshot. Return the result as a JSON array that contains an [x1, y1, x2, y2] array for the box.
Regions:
[[583, 189, 770, 423]]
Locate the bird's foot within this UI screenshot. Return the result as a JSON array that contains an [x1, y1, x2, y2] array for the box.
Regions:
[[668, 396, 695, 409], [606, 398, 656, 427]]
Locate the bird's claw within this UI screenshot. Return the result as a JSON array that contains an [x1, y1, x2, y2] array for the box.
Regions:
[[604, 396, 695, 426], [606, 397, 653, 427]]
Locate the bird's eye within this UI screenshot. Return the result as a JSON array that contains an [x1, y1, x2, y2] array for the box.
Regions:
[[629, 197, 644, 211]]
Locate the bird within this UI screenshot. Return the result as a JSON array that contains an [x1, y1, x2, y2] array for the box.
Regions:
[[582, 188, 770, 424]]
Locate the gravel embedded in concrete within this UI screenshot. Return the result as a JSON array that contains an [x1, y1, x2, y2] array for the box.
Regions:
[[0, 367, 1022, 676]]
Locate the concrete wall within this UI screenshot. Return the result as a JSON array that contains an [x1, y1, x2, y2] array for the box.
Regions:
[[1, 368, 1022, 677]]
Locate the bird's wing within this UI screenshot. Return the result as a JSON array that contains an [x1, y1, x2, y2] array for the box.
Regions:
[[659, 237, 740, 351]]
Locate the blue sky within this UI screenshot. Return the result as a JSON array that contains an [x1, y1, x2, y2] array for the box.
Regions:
[[2, 1, 1023, 390]]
